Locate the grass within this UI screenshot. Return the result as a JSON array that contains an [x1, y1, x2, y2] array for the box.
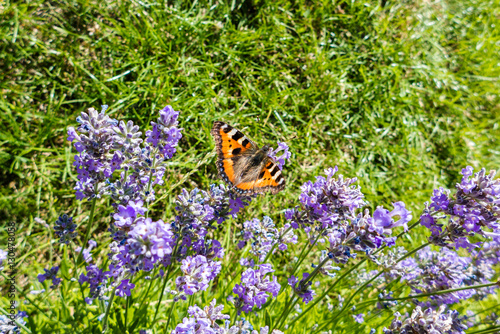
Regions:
[[0, 0, 499, 332]]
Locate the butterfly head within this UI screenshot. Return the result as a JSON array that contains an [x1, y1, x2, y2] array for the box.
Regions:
[[261, 144, 271, 154]]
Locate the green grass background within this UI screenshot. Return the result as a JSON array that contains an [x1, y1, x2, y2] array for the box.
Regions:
[[1, 0, 499, 332]]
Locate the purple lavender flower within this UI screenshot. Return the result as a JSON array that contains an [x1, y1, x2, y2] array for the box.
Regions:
[[79, 264, 110, 304], [312, 251, 340, 278], [239, 258, 256, 268], [251, 327, 284, 334], [171, 300, 286, 334], [109, 214, 175, 276], [353, 313, 365, 323], [238, 216, 297, 262], [67, 105, 117, 200], [286, 167, 410, 266], [0, 312, 27, 334], [464, 238, 500, 299], [193, 239, 225, 260], [288, 273, 315, 304], [383, 305, 468, 334], [375, 247, 419, 283], [324, 203, 411, 265], [188, 299, 230, 323], [379, 244, 498, 307], [75, 240, 97, 263], [409, 247, 474, 306], [0, 249, 8, 271], [37, 266, 61, 289], [288, 166, 365, 229], [230, 264, 281, 313], [67, 105, 183, 205], [173, 184, 251, 257], [146, 106, 181, 146], [112, 199, 147, 230], [175, 255, 221, 298], [112, 120, 143, 155], [54, 214, 77, 244], [371, 202, 412, 233], [421, 166, 500, 249], [110, 105, 182, 203], [171, 299, 233, 334], [116, 279, 135, 297], [268, 142, 291, 169]]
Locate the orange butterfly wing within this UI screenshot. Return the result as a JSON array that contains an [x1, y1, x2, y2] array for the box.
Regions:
[[211, 121, 285, 195], [249, 159, 285, 194], [211, 121, 256, 185]]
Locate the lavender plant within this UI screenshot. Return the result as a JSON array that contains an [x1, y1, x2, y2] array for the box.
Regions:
[[24, 105, 500, 334], [421, 166, 500, 250]]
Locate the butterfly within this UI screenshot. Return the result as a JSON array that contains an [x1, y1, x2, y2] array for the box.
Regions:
[[211, 121, 285, 195]]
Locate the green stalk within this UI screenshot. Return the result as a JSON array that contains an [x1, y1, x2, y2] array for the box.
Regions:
[[317, 271, 384, 333], [70, 242, 86, 302], [291, 230, 323, 277], [303, 255, 330, 286], [287, 217, 423, 328], [222, 267, 244, 301], [152, 239, 178, 325], [145, 155, 156, 219], [276, 296, 299, 330], [467, 326, 500, 334], [136, 276, 155, 314], [272, 292, 294, 331], [165, 299, 176, 333], [78, 195, 97, 264], [275, 254, 331, 329], [125, 295, 130, 330], [262, 226, 292, 264], [315, 242, 431, 333], [231, 306, 240, 326], [102, 285, 118, 332], [377, 281, 499, 301], [287, 257, 367, 327]]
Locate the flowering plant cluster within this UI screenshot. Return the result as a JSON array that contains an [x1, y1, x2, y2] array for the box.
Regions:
[[286, 167, 412, 263], [67, 105, 182, 204], [229, 263, 281, 313], [23, 105, 500, 334], [383, 305, 468, 334], [238, 216, 297, 262], [421, 166, 500, 250], [172, 299, 284, 334], [283, 167, 413, 303], [109, 200, 175, 273], [379, 244, 499, 307]]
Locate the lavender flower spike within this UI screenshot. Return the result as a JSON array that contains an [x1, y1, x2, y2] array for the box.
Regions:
[[67, 105, 117, 200], [37, 266, 61, 289], [288, 272, 315, 304], [171, 299, 233, 334], [230, 264, 281, 313], [371, 202, 413, 234], [176, 255, 221, 298], [268, 142, 291, 169], [421, 166, 500, 250], [54, 214, 78, 244], [383, 305, 468, 334]]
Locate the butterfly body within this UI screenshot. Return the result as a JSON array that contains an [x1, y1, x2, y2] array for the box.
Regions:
[[211, 121, 285, 195]]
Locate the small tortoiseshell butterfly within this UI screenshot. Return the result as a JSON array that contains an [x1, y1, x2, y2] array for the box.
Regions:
[[211, 121, 285, 195]]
